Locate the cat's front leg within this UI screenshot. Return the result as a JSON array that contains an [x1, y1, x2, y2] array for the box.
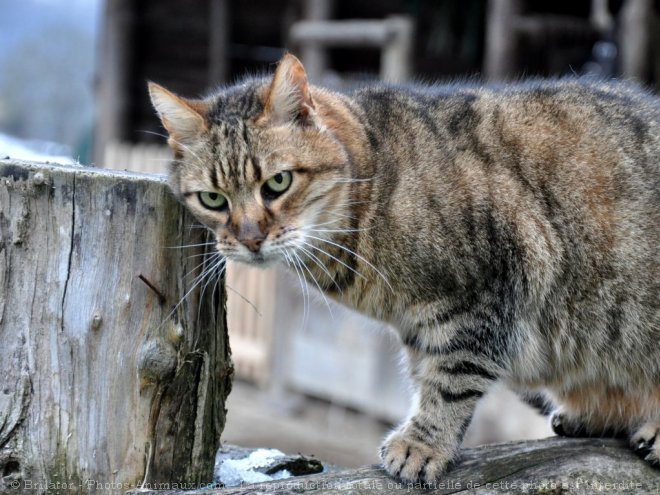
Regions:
[[380, 343, 500, 483]]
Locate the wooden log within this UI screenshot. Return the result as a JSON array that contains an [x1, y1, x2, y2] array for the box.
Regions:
[[0, 160, 232, 492], [129, 437, 658, 494]]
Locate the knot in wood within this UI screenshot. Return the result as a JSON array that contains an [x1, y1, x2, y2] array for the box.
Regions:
[[138, 340, 178, 385]]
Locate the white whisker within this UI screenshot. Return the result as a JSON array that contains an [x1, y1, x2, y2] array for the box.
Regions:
[[295, 249, 336, 318], [299, 239, 367, 282], [165, 241, 217, 249], [261, 146, 300, 161], [304, 218, 344, 229], [226, 283, 262, 316], [140, 130, 205, 166], [197, 261, 227, 324], [184, 251, 221, 280], [307, 227, 371, 233], [324, 211, 359, 220], [282, 249, 310, 326], [296, 244, 340, 292], [327, 177, 374, 184], [305, 234, 393, 291], [159, 255, 224, 329]]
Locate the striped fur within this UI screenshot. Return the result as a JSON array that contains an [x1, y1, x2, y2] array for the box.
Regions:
[[150, 54, 660, 480]]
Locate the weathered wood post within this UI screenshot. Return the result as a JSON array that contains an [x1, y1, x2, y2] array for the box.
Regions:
[[0, 160, 232, 492]]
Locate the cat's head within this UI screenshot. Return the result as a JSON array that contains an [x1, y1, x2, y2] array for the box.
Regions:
[[149, 54, 351, 266]]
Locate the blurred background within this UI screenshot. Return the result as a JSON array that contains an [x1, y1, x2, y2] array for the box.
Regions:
[[2, 0, 659, 468]]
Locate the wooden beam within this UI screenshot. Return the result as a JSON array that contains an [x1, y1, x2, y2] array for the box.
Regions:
[[290, 19, 395, 47], [289, 16, 414, 83]]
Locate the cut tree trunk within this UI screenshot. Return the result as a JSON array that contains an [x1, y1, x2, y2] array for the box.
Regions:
[[0, 159, 232, 492], [131, 437, 659, 494]]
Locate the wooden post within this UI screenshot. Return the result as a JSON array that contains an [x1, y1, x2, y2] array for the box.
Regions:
[[93, 0, 136, 166], [209, 0, 230, 85], [484, 0, 521, 81], [619, 0, 653, 81], [381, 16, 414, 84], [0, 160, 232, 492], [300, 0, 333, 84]]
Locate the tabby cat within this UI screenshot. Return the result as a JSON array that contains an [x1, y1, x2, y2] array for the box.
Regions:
[[149, 54, 659, 482]]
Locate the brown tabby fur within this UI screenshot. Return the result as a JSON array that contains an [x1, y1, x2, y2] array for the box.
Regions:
[[149, 54, 660, 481]]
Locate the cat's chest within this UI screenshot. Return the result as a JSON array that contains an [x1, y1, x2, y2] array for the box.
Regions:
[[322, 274, 404, 324]]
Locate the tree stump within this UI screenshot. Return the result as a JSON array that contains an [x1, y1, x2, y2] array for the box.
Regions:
[[0, 159, 232, 492]]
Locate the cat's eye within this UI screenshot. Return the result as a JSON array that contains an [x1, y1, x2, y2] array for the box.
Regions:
[[198, 191, 227, 210], [262, 171, 292, 199]]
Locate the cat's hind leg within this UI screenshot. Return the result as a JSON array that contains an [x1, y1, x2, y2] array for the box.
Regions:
[[550, 410, 590, 437], [552, 385, 660, 468], [630, 421, 659, 468], [549, 410, 621, 438]]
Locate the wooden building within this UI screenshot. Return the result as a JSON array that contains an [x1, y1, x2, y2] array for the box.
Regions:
[[94, 0, 658, 164]]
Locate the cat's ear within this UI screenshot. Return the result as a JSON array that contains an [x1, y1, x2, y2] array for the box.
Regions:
[[261, 53, 317, 126], [148, 82, 208, 147]]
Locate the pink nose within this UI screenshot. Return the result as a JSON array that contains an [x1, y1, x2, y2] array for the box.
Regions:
[[239, 236, 265, 253]]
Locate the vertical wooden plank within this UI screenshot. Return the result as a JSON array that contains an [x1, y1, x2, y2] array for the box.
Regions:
[[209, 0, 230, 85], [381, 16, 414, 83], [484, 0, 521, 81], [300, 0, 333, 83], [619, 0, 652, 81], [94, 0, 137, 166]]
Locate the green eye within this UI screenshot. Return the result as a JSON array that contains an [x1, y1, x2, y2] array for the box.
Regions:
[[262, 171, 292, 199], [198, 191, 227, 210]]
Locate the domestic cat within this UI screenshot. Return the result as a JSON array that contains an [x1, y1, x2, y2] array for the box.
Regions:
[[149, 53, 659, 482]]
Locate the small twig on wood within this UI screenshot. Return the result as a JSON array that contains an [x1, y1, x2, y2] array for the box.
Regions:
[[138, 273, 167, 305]]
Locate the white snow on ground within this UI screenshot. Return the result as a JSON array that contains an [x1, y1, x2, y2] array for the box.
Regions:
[[216, 448, 292, 487], [0, 132, 75, 164]]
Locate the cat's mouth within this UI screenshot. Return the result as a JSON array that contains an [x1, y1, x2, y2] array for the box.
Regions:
[[229, 250, 278, 267], [247, 252, 267, 265]]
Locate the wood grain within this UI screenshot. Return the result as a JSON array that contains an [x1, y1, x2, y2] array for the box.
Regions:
[[0, 159, 232, 491], [132, 437, 659, 494]]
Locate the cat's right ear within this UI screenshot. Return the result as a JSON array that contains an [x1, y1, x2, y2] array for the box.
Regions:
[[148, 82, 208, 149]]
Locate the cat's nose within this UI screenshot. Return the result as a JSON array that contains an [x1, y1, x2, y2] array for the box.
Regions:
[[233, 218, 267, 253], [239, 235, 265, 253]]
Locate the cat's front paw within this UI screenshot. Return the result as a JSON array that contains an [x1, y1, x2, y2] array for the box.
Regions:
[[379, 427, 457, 483]]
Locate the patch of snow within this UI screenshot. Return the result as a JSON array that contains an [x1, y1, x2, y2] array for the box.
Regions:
[[216, 448, 293, 487], [0, 132, 75, 164]]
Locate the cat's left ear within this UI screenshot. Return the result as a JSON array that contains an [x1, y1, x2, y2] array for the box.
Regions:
[[148, 82, 209, 149], [261, 53, 317, 126]]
